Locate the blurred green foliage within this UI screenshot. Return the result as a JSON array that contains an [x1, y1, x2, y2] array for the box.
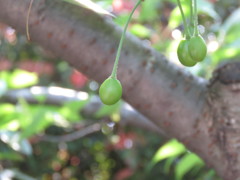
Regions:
[[0, 0, 239, 179]]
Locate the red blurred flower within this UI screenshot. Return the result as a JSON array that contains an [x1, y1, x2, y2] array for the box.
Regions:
[[18, 60, 54, 75], [108, 132, 136, 150], [0, 58, 12, 71], [112, 0, 135, 13], [70, 70, 88, 89], [114, 168, 133, 180]]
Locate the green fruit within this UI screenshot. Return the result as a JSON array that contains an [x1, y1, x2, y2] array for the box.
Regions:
[[188, 35, 207, 62], [177, 40, 197, 67], [99, 77, 122, 105]]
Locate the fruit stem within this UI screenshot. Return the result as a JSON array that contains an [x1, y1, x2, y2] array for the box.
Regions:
[[177, 0, 191, 39], [110, 0, 142, 79], [193, 0, 199, 36], [189, 0, 194, 35]]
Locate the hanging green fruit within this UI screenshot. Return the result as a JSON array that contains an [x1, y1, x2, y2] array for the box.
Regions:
[[99, 0, 142, 105], [177, 39, 197, 67]]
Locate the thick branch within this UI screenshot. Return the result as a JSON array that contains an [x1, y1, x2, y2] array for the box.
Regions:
[[0, 0, 235, 179], [207, 62, 240, 179], [0, 0, 207, 143]]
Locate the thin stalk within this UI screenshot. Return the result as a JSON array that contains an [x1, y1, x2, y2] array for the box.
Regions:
[[110, 0, 142, 78], [190, 0, 193, 24], [176, 0, 190, 38], [193, 0, 199, 36], [190, 0, 194, 35], [26, 0, 34, 41]]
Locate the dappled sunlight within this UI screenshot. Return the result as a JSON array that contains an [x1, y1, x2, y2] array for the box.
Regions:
[[171, 29, 182, 40], [123, 103, 134, 112], [224, 47, 239, 57], [207, 40, 219, 52], [30, 86, 89, 100], [48, 87, 76, 97], [76, 91, 89, 100], [4, 121, 19, 131], [71, 0, 114, 17], [30, 86, 44, 95]]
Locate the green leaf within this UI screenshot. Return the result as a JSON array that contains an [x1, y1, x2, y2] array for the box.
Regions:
[[197, 170, 217, 180], [60, 99, 89, 122], [224, 24, 240, 44], [20, 107, 55, 139], [17, 98, 32, 129], [139, 0, 159, 22], [17, 100, 59, 138], [8, 69, 38, 89], [0, 104, 17, 128], [152, 139, 186, 164], [146, 139, 186, 173], [198, 0, 220, 20], [33, 94, 47, 103], [0, 104, 14, 113], [163, 156, 177, 174], [114, 14, 129, 26], [220, 8, 240, 40], [0, 71, 11, 81], [169, 3, 190, 29], [0, 152, 23, 161], [94, 100, 122, 118], [212, 38, 240, 63], [169, 0, 219, 29], [175, 153, 204, 180], [130, 24, 151, 38]]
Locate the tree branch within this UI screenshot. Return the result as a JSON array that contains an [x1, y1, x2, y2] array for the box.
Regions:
[[0, 0, 207, 145], [38, 123, 101, 143], [1, 86, 163, 135]]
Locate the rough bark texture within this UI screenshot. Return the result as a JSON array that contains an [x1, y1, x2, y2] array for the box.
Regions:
[[0, 0, 240, 179], [207, 62, 240, 179]]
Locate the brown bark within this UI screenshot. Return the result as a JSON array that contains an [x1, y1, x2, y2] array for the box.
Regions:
[[0, 0, 240, 179]]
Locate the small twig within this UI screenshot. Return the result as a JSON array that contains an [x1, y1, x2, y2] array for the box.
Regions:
[[26, 0, 34, 41], [38, 123, 101, 143], [1, 86, 163, 135]]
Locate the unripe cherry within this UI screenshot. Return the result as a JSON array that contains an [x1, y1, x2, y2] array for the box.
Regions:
[[188, 35, 207, 62], [177, 39, 197, 67], [99, 77, 122, 105]]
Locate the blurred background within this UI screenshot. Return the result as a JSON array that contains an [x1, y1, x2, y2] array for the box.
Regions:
[[0, 0, 240, 179]]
